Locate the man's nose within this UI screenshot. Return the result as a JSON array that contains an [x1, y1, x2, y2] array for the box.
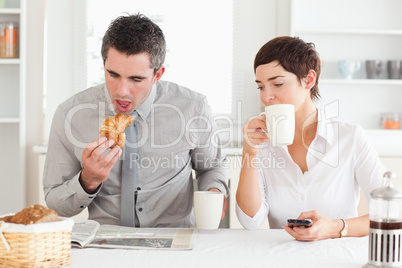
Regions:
[[116, 79, 130, 96]]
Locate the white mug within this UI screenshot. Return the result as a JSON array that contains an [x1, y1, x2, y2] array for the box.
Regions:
[[259, 104, 295, 146], [193, 191, 223, 230]]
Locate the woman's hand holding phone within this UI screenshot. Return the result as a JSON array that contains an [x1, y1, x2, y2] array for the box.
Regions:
[[283, 210, 342, 241]]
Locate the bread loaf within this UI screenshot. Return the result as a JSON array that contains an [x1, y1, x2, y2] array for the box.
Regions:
[[0, 204, 59, 225]]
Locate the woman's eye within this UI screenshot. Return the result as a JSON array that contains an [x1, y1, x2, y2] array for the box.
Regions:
[[274, 83, 283, 87], [257, 86, 263, 90]]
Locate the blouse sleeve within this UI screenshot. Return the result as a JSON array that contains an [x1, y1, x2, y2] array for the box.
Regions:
[[353, 125, 387, 201]]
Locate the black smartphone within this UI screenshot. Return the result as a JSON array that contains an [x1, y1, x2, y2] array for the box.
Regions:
[[287, 219, 313, 228]]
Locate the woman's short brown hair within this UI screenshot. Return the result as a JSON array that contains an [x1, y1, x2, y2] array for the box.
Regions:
[[254, 36, 321, 101]]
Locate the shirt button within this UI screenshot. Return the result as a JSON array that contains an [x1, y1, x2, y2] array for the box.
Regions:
[[138, 208, 143, 212], [137, 187, 141, 191], [300, 195, 305, 201], [80, 205, 85, 208]]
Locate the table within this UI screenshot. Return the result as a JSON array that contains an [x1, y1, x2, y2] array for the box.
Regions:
[[70, 228, 370, 268]]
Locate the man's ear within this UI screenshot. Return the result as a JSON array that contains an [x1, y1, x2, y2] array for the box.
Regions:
[[305, 69, 316, 90], [152, 66, 165, 84]]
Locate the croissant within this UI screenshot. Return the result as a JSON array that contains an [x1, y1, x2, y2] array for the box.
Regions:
[[99, 114, 135, 148]]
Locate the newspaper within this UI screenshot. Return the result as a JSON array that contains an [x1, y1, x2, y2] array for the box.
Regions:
[[71, 220, 197, 250]]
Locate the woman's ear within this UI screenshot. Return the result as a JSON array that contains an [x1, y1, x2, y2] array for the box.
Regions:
[[304, 70, 316, 90]]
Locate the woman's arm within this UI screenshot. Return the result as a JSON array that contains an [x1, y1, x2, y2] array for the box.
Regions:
[[236, 116, 270, 217], [236, 151, 262, 217], [283, 210, 370, 241]]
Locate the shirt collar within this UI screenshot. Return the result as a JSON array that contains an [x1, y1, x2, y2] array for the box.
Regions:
[[275, 108, 334, 151], [102, 82, 157, 120], [315, 108, 334, 146], [135, 83, 157, 120]]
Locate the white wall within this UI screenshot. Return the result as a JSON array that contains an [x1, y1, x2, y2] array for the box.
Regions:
[[43, 0, 75, 142], [25, 0, 46, 206]]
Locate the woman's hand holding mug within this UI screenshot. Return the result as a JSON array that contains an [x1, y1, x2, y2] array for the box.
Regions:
[[243, 116, 270, 156], [243, 104, 295, 156]]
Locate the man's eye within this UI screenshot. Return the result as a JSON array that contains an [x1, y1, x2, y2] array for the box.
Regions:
[[109, 73, 118, 77], [257, 87, 263, 90], [132, 78, 143, 82]]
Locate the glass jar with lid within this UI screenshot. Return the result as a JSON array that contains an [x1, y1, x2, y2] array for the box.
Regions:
[[365, 171, 402, 267]]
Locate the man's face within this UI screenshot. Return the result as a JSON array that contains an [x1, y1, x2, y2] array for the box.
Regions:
[[104, 47, 164, 114]]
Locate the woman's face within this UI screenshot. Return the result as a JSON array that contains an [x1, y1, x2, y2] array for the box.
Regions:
[[255, 61, 311, 111]]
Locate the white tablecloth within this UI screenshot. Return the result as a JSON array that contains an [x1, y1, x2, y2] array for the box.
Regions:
[[70, 229, 369, 268]]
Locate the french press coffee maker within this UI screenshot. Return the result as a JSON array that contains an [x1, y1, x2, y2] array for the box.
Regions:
[[365, 171, 402, 267]]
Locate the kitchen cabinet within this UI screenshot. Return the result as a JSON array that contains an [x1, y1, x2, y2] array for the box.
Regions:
[[290, 0, 402, 130], [0, 0, 26, 214]]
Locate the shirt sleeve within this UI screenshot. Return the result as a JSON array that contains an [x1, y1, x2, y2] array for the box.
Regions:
[[43, 106, 99, 217], [354, 125, 387, 202], [190, 97, 230, 196]]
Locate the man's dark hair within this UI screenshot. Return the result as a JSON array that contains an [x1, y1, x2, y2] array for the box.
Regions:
[[101, 13, 166, 73]]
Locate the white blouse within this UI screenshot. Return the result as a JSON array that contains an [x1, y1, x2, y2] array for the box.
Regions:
[[236, 113, 387, 229]]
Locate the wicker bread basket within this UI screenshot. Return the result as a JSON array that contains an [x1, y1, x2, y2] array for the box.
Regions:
[[0, 216, 74, 268]]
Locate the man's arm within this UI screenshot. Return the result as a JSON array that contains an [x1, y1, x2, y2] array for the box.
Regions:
[[190, 99, 230, 218], [43, 107, 121, 217], [43, 106, 91, 217], [190, 98, 229, 195]]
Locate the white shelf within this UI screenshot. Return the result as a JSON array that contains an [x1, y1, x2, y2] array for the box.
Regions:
[[0, 58, 20, 64], [293, 29, 402, 36], [290, 0, 402, 132], [320, 79, 402, 86], [0, 0, 26, 214], [0, 118, 20, 123], [0, 8, 21, 14]]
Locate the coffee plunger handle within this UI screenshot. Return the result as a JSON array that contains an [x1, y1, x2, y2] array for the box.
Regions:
[[383, 171, 396, 187]]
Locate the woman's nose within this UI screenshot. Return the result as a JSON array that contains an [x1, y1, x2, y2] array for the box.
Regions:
[[260, 89, 275, 105]]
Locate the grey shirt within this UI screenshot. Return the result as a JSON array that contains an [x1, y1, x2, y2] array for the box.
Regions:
[[43, 81, 229, 227]]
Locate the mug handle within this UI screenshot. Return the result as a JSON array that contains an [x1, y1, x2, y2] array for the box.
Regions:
[[258, 112, 270, 136]]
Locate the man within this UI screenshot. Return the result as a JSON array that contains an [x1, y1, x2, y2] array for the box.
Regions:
[[43, 14, 229, 227]]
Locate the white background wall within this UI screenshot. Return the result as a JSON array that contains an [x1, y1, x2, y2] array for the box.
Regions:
[[25, 0, 45, 206]]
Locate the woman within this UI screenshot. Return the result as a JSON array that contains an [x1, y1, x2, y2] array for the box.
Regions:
[[235, 36, 386, 241]]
